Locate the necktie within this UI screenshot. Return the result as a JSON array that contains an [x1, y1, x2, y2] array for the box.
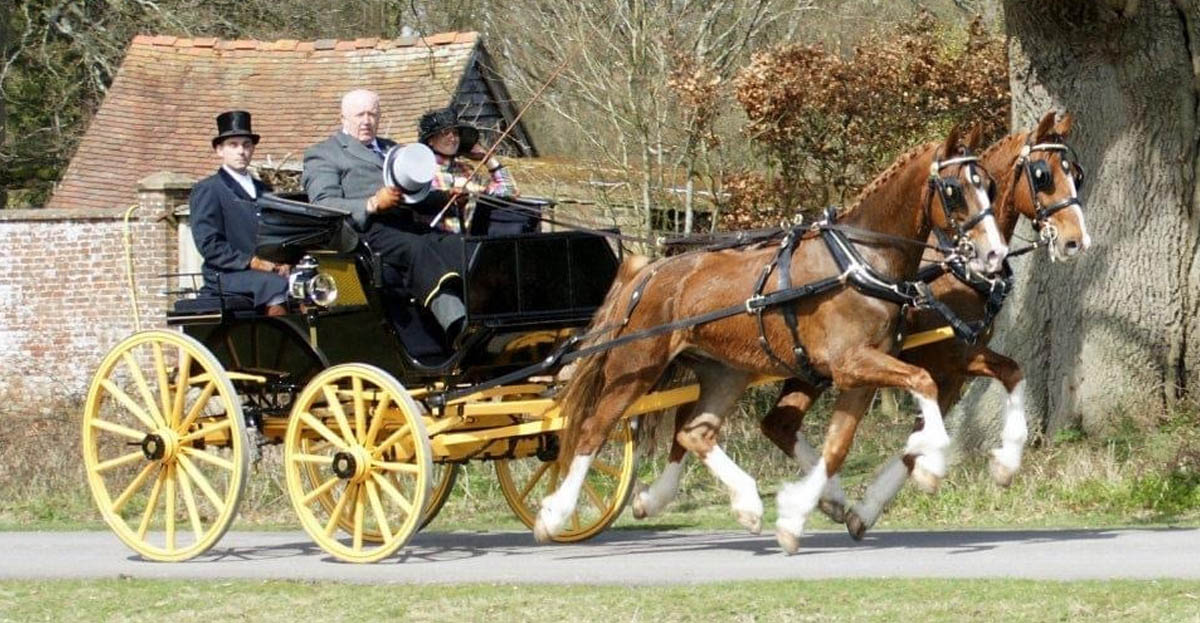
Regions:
[[369, 141, 384, 158]]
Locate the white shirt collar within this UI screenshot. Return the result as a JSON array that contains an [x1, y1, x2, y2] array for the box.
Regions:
[[222, 165, 257, 199]]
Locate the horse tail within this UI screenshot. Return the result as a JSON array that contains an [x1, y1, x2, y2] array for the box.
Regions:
[[559, 253, 652, 462]]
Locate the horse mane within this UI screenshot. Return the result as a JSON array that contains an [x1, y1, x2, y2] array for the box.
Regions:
[[835, 141, 937, 220], [979, 131, 1030, 222]]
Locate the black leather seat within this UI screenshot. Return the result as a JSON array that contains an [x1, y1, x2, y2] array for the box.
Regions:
[[170, 294, 255, 315]]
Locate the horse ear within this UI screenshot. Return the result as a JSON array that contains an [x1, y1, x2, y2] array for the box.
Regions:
[[1034, 110, 1056, 142], [942, 124, 962, 158], [965, 123, 984, 152], [1053, 112, 1074, 137]]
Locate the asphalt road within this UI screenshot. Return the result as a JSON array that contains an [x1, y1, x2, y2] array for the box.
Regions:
[[1, 528, 1198, 584]]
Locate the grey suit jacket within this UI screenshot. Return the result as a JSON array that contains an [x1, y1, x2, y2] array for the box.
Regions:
[[302, 131, 398, 230]]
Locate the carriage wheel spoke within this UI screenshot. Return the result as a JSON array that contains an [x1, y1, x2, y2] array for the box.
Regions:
[[224, 334, 242, 370], [371, 472, 414, 516], [300, 412, 349, 451], [176, 455, 223, 513], [91, 417, 146, 441], [517, 462, 552, 503], [372, 460, 419, 474], [582, 481, 607, 513], [290, 453, 334, 466], [324, 483, 356, 537], [591, 459, 621, 479], [352, 377, 367, 444], [136, 466, 165, 539], [175, 381, 215, 435], [151, 342, 173, 426], [179, 419, 232, 445], [94, 451, 145, 473], [175, 462, 205, 541], [181, 446, 234, 471], [170, 351, 193, 428], [302, 475, 341, 506], [112, 462, 158, 513], [365, 480, 392, 542], [122, 352, 167, 429], [548, 464, 562, 493], [99, 380, 158, 433], [321, 385, 356, 445], [371, 424, 412, 459], [364, 394, 391, 449], [353, 484, 366, 551], [164, 464, 177, 551], [570, 511, 580, 532]]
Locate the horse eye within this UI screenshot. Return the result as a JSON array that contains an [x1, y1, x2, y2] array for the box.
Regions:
[[987, 183, 996, 201]]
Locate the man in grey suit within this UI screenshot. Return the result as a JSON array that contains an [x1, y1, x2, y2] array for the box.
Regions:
[[303, 89, 466, 344]]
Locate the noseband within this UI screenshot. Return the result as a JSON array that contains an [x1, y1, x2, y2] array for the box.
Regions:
[[1016, 140, 1086, 239]]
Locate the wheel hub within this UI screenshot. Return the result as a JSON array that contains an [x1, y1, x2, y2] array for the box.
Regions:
[[141, 429, 180, 462], [331, 446, 371, 483]]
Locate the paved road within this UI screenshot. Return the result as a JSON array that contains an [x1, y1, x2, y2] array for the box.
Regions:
[[2, 528, 1198, 584]]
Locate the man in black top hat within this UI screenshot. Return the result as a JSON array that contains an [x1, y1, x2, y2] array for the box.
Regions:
[[190, 110, 290, 315]]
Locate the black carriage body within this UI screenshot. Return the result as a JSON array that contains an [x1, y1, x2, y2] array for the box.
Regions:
[[170, 193, 620, 392]]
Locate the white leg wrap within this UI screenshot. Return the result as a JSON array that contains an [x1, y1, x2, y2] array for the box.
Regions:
[[635, 458, 686, 518], [906, 394, 950, 479], [775, 458, 827, 538], [536, 454, 593, 537], [991, 380, 1029, 473], [792, 435, 848, 508], [703, 446, 763, 519]]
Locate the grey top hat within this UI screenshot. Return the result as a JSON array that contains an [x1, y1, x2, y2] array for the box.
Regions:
[[382, 143, 437, 204]]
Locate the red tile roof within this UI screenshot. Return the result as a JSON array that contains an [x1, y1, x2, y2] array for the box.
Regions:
[[48, 31, 483, 211]]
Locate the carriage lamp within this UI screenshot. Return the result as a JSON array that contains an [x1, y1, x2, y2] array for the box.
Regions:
[[288, 255, 339, 307]]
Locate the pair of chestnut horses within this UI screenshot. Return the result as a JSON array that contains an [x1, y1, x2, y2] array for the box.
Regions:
[[537, 111, 1090, 553]]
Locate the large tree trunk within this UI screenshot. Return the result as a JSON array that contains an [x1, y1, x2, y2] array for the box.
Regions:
[[960, 1, 1200, 443], [1, 0, 7, 210]]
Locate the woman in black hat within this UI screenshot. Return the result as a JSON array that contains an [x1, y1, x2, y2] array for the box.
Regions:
[[417, 108, 518, 232], [189, 110, 290, 314]]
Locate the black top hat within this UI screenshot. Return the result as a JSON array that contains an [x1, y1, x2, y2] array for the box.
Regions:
[[418, 107, 481, 157], [211, 110, 261, 148]]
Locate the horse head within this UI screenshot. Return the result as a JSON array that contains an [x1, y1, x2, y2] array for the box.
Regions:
[[927, 124, 1007, 274], [1008, 111, 1092, 261]]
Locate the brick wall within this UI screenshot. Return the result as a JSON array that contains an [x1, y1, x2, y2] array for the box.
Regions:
[[0, 173, 192, 418]]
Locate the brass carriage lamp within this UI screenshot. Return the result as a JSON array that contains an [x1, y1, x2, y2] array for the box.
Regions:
[[288, 255, 339, 307]]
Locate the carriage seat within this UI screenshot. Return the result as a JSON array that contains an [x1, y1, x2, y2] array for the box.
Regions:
[[170, 294, 255, 316]]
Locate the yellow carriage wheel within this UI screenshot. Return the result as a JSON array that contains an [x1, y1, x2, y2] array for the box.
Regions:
[[82, 330, 249, 562], [284, 364, 432, 563], [299, 445, 458, 541], [495, 419, 637, 542]]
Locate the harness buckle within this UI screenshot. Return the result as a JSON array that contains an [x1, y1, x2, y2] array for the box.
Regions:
[[745, 295, 767, 314]]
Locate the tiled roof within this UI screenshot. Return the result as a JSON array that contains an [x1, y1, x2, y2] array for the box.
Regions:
[[48, 32, 482, 211]]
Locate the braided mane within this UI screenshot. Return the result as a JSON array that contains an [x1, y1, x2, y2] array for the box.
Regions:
[[836, 141, 936, 220]]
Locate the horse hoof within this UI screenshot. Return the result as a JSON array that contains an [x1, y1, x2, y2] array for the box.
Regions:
[[818, 498, 846, 524], [776, 527, 801, 555], [533, 519, 555, 544], [989, 457, 1017, 488], [736, 511, 762, 535], [631, 484, 650, 519], [910, 466, 941, 494], [845, 510, 867, 541]]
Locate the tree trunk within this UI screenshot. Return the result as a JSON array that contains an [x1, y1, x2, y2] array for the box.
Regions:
[[1, 0, 7, 210], [961, 1, 1200, 442]]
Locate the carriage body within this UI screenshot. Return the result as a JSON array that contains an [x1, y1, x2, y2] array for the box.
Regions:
[[82, 192, 685, 563]]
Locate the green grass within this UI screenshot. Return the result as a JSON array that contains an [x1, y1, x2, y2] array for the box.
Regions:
[[4, 390, 1199, 533], [2, 579, 1200, 622]]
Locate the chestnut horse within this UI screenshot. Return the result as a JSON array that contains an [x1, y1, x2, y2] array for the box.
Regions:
[[632, 111, 1091, 541], [536, 126, 1005, 552]]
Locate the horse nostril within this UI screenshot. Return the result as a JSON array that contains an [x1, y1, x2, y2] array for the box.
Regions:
[[1065, 240, 1080, 255]]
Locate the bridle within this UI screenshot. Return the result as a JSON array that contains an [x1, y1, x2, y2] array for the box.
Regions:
[[925, 149, 996, 262], [1015, 138, 1086, 243]]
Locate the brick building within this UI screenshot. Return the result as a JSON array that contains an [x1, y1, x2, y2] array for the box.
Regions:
[[0, 31, 536, 416]]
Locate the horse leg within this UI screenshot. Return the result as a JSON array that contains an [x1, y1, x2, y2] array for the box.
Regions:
[[632, 402, 694, 519], [534, 360, 668, 542], [774, 387, 874, 553], [845, 376, 962, 540], [760, 379, 848, 522], [964, 347, 1027, 487], [671, 363, 758, 532]]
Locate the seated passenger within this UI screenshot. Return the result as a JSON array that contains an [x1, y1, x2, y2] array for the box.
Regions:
[[302, 89, 467, 344], [190, 110, 289, 315], [418, 108, 518, 233]]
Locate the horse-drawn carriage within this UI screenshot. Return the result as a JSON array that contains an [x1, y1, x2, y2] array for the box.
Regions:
[[82, 191, 703, 563]]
